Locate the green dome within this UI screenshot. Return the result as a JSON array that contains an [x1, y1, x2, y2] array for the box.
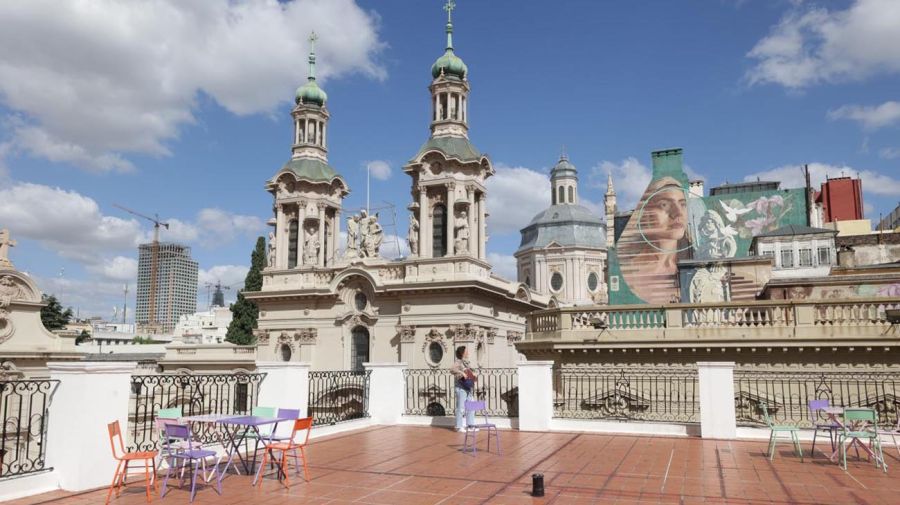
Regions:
[[431, 49, 467, 79], [295, 79, 327, 106]]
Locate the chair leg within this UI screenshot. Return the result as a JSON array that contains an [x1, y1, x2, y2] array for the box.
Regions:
[[300, 446, 310, 482], [142, 459, 152, 503], [106, 460, 123, 505], [189, 461, 198, 503], [280, 451, 289, 488], [253, 449, 269, 486], [792, 432, 803, 462], [495, 429, 502, 455], [161, 457, 173, 498], [767, 431, 777, 461], [811, 429, 818, 457]]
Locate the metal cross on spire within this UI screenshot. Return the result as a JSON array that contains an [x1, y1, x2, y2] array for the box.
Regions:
[[444, 0, 456, 22], [308, 31, 318, 80]]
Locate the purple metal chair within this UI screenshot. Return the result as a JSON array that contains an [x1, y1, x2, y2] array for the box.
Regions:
[[463, 400, 501, 455], [161, 423, 222, 503], [809, 399, 839, 457]]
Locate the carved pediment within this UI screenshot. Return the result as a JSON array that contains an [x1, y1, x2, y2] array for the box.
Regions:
[[396, 325, 416, 342], [295, 328, 318, 344], [335, 311, 378, 328]]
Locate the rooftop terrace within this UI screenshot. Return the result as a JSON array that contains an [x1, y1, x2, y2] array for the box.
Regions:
[[10, 425, 899, 505]]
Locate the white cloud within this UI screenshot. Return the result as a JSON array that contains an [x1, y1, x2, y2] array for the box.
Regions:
[[486, 164, 551, 236], [828, 101, 900, 130], [744, 162, 900, 196], [592, 157, 652, 211], [29, 273, 126, 320], [746, 0, 900, 89], [879, 147, 900, 160], [379, 233, 409, 260], [87, 256, 138, 282], [195, 208, 266, 245], [365, 160, 392, 181], [863, 202, 875, 218], [487, 252, 517, 282], [198, 265, 249, 290], [0, 0, 385, 172]]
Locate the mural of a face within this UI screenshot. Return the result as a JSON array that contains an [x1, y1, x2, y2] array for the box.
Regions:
[[639, 185, 688, 249], [618, 177, 693, 304]]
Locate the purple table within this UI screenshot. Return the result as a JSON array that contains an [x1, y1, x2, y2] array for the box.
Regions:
[[188, 415, 293, 484]]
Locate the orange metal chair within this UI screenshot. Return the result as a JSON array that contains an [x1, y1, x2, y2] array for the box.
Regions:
[[106, 420, 159, 504], [253, 417, 313, 487]]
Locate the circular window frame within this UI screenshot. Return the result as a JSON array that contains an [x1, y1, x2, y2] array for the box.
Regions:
[[587, 272, 599, 292], [550, 272, 564, 292]]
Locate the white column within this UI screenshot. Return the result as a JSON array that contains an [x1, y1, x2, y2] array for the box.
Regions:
[[276, 204, 286, 268], [256, 361, 310, 436], [446, 184, 456, 256], [478, 193, 487, 260], [333, 209, 341, 261], [467, 187, 476, 256], [698, 362, 736, 439], [322, 123, 327, 149], [433, 94, 438, 121], [517, 361, 553, 431], [418, 188, 429, 259], [46, 362, 136, 492], [363, 363, 408, 425], [317, 204, 326, 267], [294, 119, 300, 144], [297, 203, 306, 267]]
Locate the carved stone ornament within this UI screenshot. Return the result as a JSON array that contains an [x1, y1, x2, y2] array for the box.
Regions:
[[450, 323, 481, 343], [295, 328, 318, 344], [277, 331, 295, 351], [422, 328, 446, 352], [397, 325, 416, 343], [507, 331, 524, 346], [254, 329, 270, 345], [0, 360, 23, 380], [486, 327, 498, 345]]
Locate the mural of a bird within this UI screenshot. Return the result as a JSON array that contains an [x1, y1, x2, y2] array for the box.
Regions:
[[719, 200, 752, 222]]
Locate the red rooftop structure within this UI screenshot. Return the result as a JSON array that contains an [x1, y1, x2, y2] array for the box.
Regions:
[[815, 176, 864, 223]]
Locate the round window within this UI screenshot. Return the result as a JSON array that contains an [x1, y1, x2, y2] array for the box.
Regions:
[[279, 344, 292, 362], [550, 272, 564, 291], [354, 292, 368, 312], [427, 342, 444, 366], [588, 272, 599, 292]]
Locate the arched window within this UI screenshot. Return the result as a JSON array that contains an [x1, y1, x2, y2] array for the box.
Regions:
[[551, 188, 556, 205], [432, 204, 448, 257], [287, 219, 299, 268], [558, 186, 565, 205], [350, 326, 370, 372], [568, 186, 574, 203]]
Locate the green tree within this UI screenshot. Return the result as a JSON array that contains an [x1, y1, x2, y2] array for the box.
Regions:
[[75, 329, 91, 345], [225, 236, 265, 345], [40, 294, 73, 330]]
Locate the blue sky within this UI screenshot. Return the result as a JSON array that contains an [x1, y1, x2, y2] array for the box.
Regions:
[[1, 0, 899, 320]]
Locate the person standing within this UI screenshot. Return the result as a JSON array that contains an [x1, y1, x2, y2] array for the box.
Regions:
[[450, 346, 476, 432]]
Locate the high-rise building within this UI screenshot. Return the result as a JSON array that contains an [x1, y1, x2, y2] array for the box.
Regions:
[[815, 176, 864, 223], [136, 243, 198, 333]]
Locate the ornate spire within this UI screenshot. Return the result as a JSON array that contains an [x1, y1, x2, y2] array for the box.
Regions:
[[307, 31, 318, 81], [606, 173, 615, 195], [444, 0, 455, 50]]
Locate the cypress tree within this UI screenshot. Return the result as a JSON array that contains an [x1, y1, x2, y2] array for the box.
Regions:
[[226, 236, 265, 345]]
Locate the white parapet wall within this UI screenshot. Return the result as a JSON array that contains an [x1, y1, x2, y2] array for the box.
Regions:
[[698, 361, 737, 439], [45, 361, 137, 493], [255, 361, 310, 437], [517, 361, 554, 432], [364, 362, 408, 425]]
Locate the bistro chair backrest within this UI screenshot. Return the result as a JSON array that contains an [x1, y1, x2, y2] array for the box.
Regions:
[[107, 420, 126, 458], [465, 400, 488, 424], [760, 404, 775, 428], [278, 408, 301, 419], [163, 423, 192, 454], [290, 417, 314, 446], [843, 408, 877, 430], [808, 399, 829, 421], [158, 406, 182, 419], [252, 406, 276, 417]]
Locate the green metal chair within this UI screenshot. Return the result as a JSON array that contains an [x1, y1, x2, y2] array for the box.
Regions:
[[761, 404, 803, 462], [839, 408, 887, 472], [243, 406, 277, 470]]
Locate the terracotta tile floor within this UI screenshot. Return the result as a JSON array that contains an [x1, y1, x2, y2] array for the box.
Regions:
[[10, 425, 900, 505]]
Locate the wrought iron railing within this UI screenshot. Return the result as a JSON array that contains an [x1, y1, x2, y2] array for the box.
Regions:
[[127, 373, 265, 452], [734, 371, 900, 428], [403, 368, 519, 417], [553, 367, 699, 423], [308, 370, 371, 426], [0, 379, 59, 479]]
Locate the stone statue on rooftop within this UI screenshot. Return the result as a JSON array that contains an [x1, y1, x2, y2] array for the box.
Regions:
[[0, 229, 15, 269]]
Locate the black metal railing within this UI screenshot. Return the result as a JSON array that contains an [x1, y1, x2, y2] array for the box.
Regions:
[[403, 368, 519, 417], [0, 379, 59, 479], [553, 367, 699, 423], [734, 371, 900, 428], [308, 370, 371, 426], [128, 373, 265, 452]]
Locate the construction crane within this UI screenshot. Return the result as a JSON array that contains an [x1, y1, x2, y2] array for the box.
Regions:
[[113, 204, 169, 330], [204, 281, 231, 309]]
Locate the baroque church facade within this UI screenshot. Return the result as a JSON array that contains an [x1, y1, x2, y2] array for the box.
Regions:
[[246, 5, 549, 371]]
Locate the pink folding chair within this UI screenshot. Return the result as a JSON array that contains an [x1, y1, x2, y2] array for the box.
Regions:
[[462, 400, 501, 455]]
